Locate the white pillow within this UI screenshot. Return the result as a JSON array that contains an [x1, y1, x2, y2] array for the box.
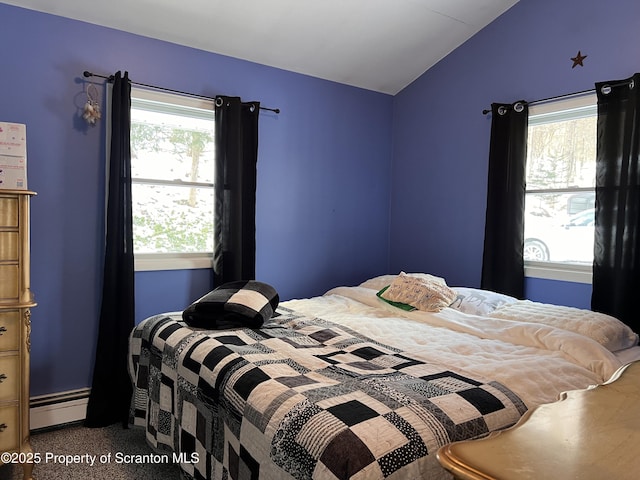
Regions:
[[489, 300, 639, 352], [449, 287, 518, 316]]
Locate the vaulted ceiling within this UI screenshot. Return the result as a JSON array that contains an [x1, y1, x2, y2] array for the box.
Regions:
[[2, 0, 518, 94]]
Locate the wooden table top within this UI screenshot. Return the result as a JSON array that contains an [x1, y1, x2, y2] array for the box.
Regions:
[[437, 361, 640, 480]]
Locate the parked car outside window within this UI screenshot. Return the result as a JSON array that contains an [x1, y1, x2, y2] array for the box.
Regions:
[[524, 208, 594, 263]]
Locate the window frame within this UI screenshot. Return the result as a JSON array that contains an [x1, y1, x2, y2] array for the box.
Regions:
[[129, 87, 215, 272], [523, 92, 597, 284]]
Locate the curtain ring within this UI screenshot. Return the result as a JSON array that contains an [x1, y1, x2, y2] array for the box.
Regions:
[[215, 97, 224, 107], [629, 79, 635, 90], [513, 102, 525, 113], [600, 85, 612, 95], [497, 105, 508, 116]]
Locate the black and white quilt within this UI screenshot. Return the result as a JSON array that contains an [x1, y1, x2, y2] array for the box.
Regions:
[[129, 307, 527, 480]]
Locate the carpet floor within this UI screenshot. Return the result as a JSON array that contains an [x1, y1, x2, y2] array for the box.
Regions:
[[0, 423, 182, 480]]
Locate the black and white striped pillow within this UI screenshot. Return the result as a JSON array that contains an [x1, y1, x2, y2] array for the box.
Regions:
[[183, 280, 279, 329]]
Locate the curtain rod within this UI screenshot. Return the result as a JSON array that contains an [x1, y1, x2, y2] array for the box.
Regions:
[[83, 71, 280, 114], [481, 89, 592, 115], [481, 78, 634, 115]]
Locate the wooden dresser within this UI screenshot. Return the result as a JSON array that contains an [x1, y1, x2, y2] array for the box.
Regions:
[[437, 360, 640, 480], [0, 190, 35, 480]]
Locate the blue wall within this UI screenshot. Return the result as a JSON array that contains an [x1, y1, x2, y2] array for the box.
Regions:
[[391, 0, 640, 307], [0, 4, 392, 396]]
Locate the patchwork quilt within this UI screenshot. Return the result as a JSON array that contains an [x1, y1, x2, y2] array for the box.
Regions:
[[129, 307, 527, 480]]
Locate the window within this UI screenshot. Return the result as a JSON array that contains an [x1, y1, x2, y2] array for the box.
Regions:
[[524, 93, 597, 283], [130, 88, 215, 271]]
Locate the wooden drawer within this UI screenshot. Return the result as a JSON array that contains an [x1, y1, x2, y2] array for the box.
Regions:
[[0, 265, 20, 303], [0, 197, 18, 228], [0, 232, 19, 262], [0, 311, 19, 351], [0, 355, 18, 402], [0, 265, 19, 301], [0, 405, 19, 453]]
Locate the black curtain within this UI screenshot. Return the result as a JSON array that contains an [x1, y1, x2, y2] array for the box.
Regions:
[[213, 96, 260, 284], [591, 73, 640, 331], [481, 102, 528, 298], [85, 71, 134, 427]]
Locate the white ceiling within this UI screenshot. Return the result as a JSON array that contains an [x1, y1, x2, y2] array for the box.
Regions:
[[2, 0, 518, 95]]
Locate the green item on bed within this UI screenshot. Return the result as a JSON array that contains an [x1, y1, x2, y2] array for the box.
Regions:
[[376, 285, 417, 311]]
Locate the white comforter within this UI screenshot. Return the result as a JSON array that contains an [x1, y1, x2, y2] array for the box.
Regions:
[[282, 284, 626, 408]]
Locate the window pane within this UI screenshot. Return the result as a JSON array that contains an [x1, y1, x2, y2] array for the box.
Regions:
[[524, 192, 594, 264], [132, 184, 213, 254], [525, 95, 597, 268], [526, 115, 596, 190], [131, 105, 214, 184], [129, 88, 215, 259]]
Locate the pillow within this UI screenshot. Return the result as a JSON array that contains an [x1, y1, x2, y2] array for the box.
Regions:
[[360, 272, 447, 291], [380, 272, 457, 312], [449, 287, 518, 316], [376, 285, 416, 311], [182, 280, 279, 329], [488, 300, 639, 352]]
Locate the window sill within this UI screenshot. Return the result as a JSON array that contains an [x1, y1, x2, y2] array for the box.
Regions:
[[135, 253, 213, 272], [525, 261, 592, 284]]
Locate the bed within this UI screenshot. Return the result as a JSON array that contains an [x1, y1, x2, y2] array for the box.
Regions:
[[128, 273, 639, 480]]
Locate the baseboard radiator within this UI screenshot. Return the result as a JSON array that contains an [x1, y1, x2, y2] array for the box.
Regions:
[[29, 388, 91, 431]]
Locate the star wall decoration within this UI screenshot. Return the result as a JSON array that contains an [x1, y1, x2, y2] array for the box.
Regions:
[[571, 51, 587, 68]]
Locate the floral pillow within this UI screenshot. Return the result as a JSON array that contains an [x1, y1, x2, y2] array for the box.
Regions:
[[360, 272, 447, 291], [376, 285, 416, 311], [380, 272, 457, 312]]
